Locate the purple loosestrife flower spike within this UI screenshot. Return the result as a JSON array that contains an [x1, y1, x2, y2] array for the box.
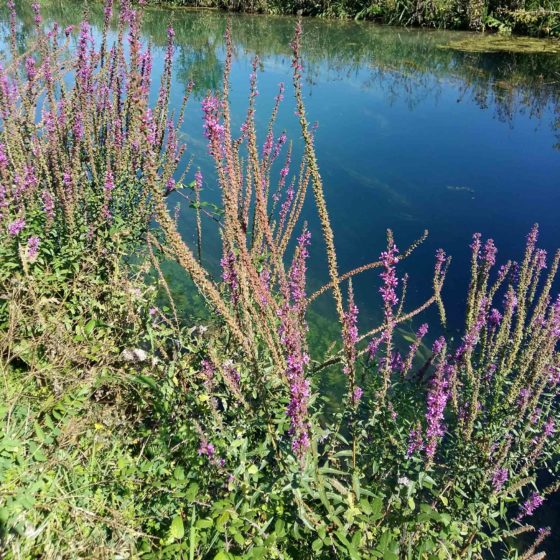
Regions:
[[516, 492, 544, 521], [488, 308, 502, 327], [527, 224, 539, 252], [470, 232, 482, 257], [432, 336, 445, 355], [0, 144, 7, 170], [25, 57, 36, 82], [27, 236, 39, 260], [367, 333, 385, 360], [279, 228, 313, 461], [201, 95, 225, 155], [342, 282, 359, 380], [536, 249, 547, 270], [406, 426, 424, 458], [379, 243, 399, 310], [221, 251, 239, 305], [288, 229, 311, 308], [425, 362, 450, 460], [7, 218, 25, 236], [32, 2, 41, 26], [198, 441, 215, 457], [195, 169, 203, 191], [492, 468, 508, 492], [353, 386, 363, 403], [543, 417, 555, 438], [482, 238, 497, 266], [42, 190, 54, 222]]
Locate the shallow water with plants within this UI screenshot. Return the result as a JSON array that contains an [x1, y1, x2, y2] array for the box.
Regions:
[[2, 1, 560, 558]]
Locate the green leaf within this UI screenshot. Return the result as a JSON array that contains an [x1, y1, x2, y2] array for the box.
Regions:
[[170, 515, 185, 540], [312, 538, 323, 552], [84, 318, 96, 335]]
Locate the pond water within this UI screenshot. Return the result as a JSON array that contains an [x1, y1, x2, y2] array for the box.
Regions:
[[3, 2, 559, 342]]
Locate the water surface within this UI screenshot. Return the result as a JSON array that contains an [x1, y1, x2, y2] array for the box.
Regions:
[[3, 1, 560, 336]]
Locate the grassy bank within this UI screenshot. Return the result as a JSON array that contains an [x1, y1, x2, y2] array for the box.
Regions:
[[145, 0, 560, 36]]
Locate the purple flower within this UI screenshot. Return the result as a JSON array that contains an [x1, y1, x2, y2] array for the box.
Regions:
[[27, 235, 39, 260], [288, 229, 311, 307], [432, 336, 446, 355], [166, 177, 175, 193], [32, 2, 41, 26], [76, 21, 93, 88], [0, 144, 8, 170], [278, 232, 312, 460], [7, 217, 25, 236], [102, 168, 115, 220], [530, 408, 543, 424], [62, 170, 73, 189], [142, 108, 156, 145], [25, 57, 36, 82], [406, 426, 424, 458], [200, 359, 215, 385], [504, 289, 518, 314], [543, 417, 555, 438], [262, 130, 274, 159], [470, 232, 482, 257], [343, 283, 359, 378], [198, 441, 215, 457], [201, 95, 225, 154], [492, 468, 508, 492], [103, 0, 113, 22], [194, 169, 203, 192], [435, 248, 447, 271], [549, 366, 560, 386], [516, 492, 544, 521], [425, 363, 451, 459], [272, 131, 287, 162], [456, 297, 487, 359], [488, 308, 502, 327], [379, 244, 399, 310], [42, 190, 54, 221], [223, 360, 240, 387], [402, 323, 428, 375], [353, 386, 363, 403], [483, 363, 497, 383], [535, 249, 547, 270], [482, 238, 497, 267], [367, 333, 385, 360], [527, 224, 539, 253], [344, 299, 359, 346], [221, 251, 239, 304], [73, 112, 84, 140], [516, 387, 532, 408]]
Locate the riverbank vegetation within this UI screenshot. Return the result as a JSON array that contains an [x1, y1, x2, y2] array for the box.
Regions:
[[2, 2, 560, 558], [147, 0, 560, 36]]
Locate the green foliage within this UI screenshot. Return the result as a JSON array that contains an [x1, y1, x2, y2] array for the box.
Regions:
[[145, 0, 560, 35]]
